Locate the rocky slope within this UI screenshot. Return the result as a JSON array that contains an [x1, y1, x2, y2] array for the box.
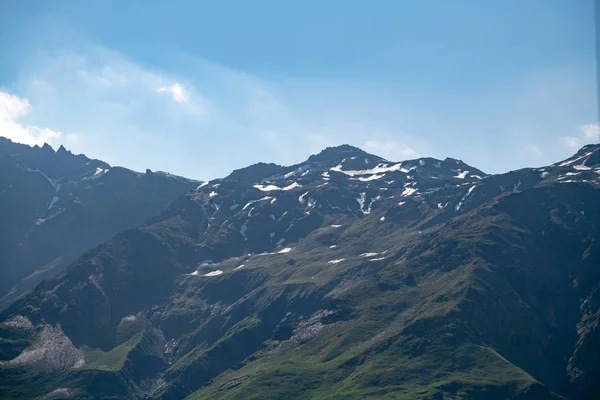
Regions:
[[0, 142, 599, 399], [0, 138, 198, 308]]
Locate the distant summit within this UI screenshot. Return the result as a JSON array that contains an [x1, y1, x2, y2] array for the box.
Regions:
[[306, 144, 378, 163]]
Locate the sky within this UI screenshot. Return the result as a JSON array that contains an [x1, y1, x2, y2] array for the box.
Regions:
[[0, 0, 598, 180]]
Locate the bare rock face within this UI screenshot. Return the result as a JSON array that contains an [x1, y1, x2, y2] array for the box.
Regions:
[[5, 324, 84, 371]]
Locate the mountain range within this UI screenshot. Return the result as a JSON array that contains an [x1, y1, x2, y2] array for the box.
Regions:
[[0, 138, 599, 399]]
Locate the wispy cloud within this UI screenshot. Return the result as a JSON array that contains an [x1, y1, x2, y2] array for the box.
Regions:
[[157, 83, 189, 103], [3, 44, 429, 178], [1, 38, 594, 179], [581, 123, 600, 142], [364, 139, 421, 161], [559, 123, 599, 149], [7, 47, 216, 174]]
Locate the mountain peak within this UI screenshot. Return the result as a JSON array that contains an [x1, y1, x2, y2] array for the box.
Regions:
[[41, 143, 54, 153], [307, 144, 379, 163], [225, 145, 384, 184], [554, 143, 599, 168], [225, 162, 287, 184], [56, 144, 69, 155]]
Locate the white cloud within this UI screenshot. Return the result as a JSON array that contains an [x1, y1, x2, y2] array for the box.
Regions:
[[4, 43, 590, 180], [581, 123, 599, 143], [521, 145, 542, 155], [559, 123, 600, 150], [560, 136, 582, 149], [7, 48, 216, 175], [0, 90, 61, 146], [364, 139, 421, 161], [157, 82, 188, 103]]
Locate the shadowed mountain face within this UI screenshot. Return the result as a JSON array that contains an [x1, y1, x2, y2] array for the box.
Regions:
[[0, 138, 198, 308], [0, 142, 599, 400]]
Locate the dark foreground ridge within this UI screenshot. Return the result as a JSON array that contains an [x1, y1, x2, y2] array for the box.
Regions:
[[0, 140, 599, 399]]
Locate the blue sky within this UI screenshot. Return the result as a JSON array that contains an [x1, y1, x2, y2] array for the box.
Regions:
[[0, 0, 597, 179]]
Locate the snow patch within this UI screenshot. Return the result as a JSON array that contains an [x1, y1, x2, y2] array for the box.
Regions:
[[558, 152, 592, 167], [48, 196, 59, 210], [283, 182, 302, 190], [513, 180, 522, 191], [243, 196, 272, 210], [331, 162, 404, 177], [360, 252, 378, 258], [254, 182, 302, 192], [328, 258, 345, 264], [356, 193, 366, 212], [453, 170, 469, 179], [354, 174, 385, 182], [455, 185, 477, 211], [278, 247, 292, 254], [204, 270, 223, 277], [401, 187, 416, 197], [299, 191, 309, 204], [254, 184, 280, 191], [573, 165, 592, 171], [356, 193, 380, 214]]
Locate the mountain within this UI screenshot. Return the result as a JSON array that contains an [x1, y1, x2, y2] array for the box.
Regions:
[[0, 142, 599, 400], [0, 138, 198, 308]]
